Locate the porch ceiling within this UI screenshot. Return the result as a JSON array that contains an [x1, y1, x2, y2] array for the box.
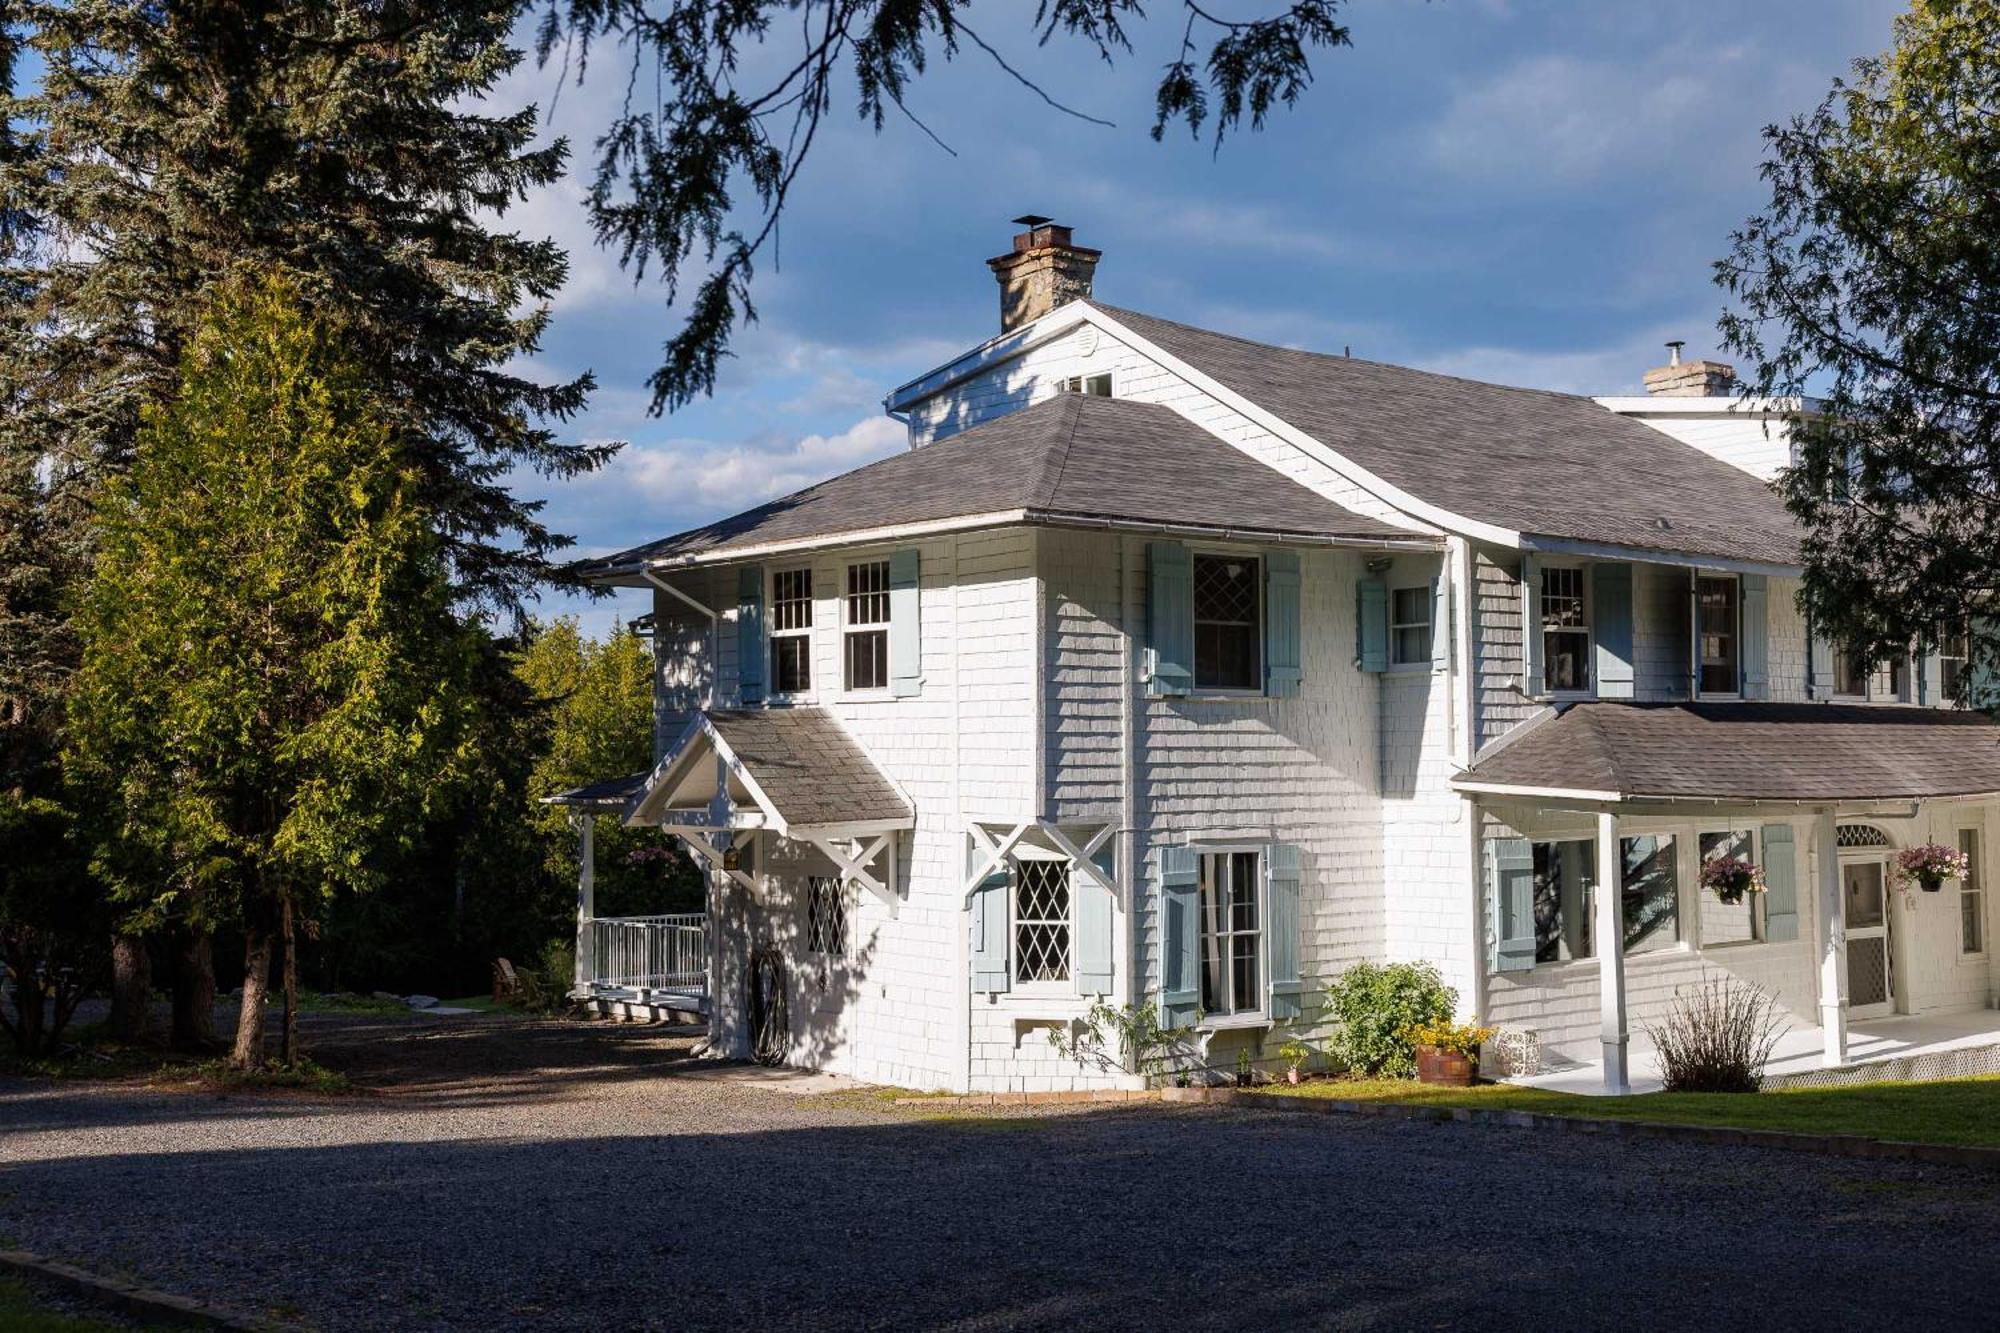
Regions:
[[1456, 701, 2000, 804]]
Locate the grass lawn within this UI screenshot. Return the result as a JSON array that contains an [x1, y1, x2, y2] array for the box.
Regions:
[[1253, 1073, 2000, 1149], [0, 1276, 175, 1332]]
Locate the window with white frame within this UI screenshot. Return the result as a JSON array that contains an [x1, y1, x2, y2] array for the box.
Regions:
[[1695, 576, 1739, 695], [1540, 567, 1590, 692], [1698, 828, 1762, 945], [1390, 586, 1433, 666], [1192, 553, 1261, 691], [1873, 655, 1911, 702], [1012, 859, 1071, 985], [1940, 623, 1970, 702], [1061, 373, 1112, 397], [806, 875, 847, 957], [1199, 851, 1262, 1017], [770, 568, 813, 695], [1524, 834, 1680, 963], [843, 559, 890, 691], [1960, 828, 1985, 956]]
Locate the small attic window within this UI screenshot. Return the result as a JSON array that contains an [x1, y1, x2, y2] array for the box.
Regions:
[[1061, 373, 1112, 397]]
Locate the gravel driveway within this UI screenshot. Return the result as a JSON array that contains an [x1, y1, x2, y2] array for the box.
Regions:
[[5, 1010, 2000, 1331]]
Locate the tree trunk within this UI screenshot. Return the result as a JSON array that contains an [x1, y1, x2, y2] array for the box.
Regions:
[[281, 894, 298, 1067], [230, 919, 275, 1071], [171, 927, 216, 1050], [108, 932, 152, 1043]]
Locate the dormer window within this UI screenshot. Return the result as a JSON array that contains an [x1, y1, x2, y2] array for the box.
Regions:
[[1061, 373, 1112, 397], [1540, 566, 1590, 692]]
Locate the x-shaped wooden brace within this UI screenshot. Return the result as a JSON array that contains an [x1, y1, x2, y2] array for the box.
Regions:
[[1039, 822, 1120, 904], [963, 819, 1034, 897], [806, 832, 899, 916]]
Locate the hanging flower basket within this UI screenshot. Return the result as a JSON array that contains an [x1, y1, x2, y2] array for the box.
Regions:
[[1699, 856, 1766, 905], [1896, 843, 1969, 895]]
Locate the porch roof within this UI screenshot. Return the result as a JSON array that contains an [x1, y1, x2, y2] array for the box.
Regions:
[[628, 707, 913, 836], [542, 772, 649, 812], [1455, 701, 2000, 804]]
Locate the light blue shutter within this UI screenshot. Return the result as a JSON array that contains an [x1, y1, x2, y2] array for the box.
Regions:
[[1157, 846, 1200, 1027], [737, 566, 766, 704], [1430, 573, 1450, 671], [970, 868, 1011, 994], [1264, 550, 1302, 697], [888, 548, 921, 697], [1808, 618, 1835, 700], [1592, 562, 1635, 699], [1355, 576, 1388, 672], [1521, 555, 1544, 696], [1074, 847, 1114, 997], [1970, 615, 1999, 713], [1490, 838, 1536, 972], [1266, 844, 1304, 1022], [1741, 573, 1769, 699], [1146, 542, 1193, 697], [1761, 824, 1799, 942]]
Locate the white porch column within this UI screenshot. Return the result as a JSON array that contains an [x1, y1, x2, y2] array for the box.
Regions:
[[573, 812, 596, 993], [1593, 809, 1629, 1093], [1814, 809, 1849, 1066]]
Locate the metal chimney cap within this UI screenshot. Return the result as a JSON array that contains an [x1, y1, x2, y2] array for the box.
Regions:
[[1665, 339, 1686, 366], [1011, 214, 1054, 228]]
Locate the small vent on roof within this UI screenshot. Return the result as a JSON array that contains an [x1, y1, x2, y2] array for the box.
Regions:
[[1654, 517, 1674, 532], [1837, 824, 1893, 848]]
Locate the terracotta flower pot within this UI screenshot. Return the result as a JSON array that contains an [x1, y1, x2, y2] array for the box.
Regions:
[[1416, 1046, 1475, 1087], [1287, 1067, 1301, 1085]]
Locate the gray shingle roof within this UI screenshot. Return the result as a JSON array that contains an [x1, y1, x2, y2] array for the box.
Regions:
[[707, 708, 911, 829], [580, 394, 1424, 575], [544, 772, 648, 809], [1098, 305, 1804, 567], [1458, 702, 2000, 802]]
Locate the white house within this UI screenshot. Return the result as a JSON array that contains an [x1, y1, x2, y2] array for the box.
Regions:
[[556, 220, 2000, 1095]]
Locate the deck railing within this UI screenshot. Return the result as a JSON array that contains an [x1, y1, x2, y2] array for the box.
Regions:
[[583, 913, 709, 996]]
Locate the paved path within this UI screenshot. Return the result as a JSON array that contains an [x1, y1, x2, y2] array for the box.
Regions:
[[5, 1012, 2000, 1331]]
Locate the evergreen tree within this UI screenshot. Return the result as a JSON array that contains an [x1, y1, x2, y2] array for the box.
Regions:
[[67, 276, 479, 1069], [1718, 0, 2000, 675]]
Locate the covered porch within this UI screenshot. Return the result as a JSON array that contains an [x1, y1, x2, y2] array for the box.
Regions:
[[1458, 701, 2000, 1094]]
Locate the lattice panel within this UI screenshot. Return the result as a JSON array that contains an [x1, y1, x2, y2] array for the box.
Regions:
[[1837, 824, 1892, 848], [807, 877, 847, 957], [1847, 937, 1891, 1007], [1014, 860, 1071, 983]]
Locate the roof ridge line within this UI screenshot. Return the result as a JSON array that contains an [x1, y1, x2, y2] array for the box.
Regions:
[[1031, 393, 1086, 510], [1579, 704, 1630, 799]]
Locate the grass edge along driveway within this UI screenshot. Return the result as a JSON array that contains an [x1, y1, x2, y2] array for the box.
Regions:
[[1253, 1073, 2000, 1149]]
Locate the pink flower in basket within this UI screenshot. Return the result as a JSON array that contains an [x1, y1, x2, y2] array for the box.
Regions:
[[1699, 856, 1766, 905], [1894, 843, 1969, 893]]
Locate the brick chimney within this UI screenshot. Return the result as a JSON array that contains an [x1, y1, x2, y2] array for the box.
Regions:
[[1643, 340, 1737, 397], [987, 215, 1100, 333]]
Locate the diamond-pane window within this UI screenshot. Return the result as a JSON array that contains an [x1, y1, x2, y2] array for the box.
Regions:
[[1193, 554, 1261, 691], [1013, 860, 1071, 984], [807, 876, 847, 957]]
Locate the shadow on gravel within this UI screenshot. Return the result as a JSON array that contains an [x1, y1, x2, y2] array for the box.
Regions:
[[7, 1102, 2000, 1332]]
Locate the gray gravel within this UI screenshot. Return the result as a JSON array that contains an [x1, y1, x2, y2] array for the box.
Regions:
[[5, 1011, 2000, 1331]]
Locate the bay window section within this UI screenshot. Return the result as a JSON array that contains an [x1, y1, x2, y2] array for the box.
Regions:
[[1199, 850, 1263, 1018], [1540, 566, 1590, 692], [1192, 554, 1261, 691], [1695, 576, 1739, 695]]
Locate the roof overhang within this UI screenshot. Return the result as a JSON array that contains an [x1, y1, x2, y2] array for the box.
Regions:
[[626, 711, 915, 838], [1516, 533, 1801, 579]]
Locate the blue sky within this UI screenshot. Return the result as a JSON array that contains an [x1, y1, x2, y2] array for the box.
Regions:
[[488, 0, 1904, 636]]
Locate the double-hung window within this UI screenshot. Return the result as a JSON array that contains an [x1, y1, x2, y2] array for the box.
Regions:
[[770, 568, 813, 695], [1013, 859, 1071, 985], [1696, 576, 1739, 695], [1940, 624, 1970, 702], [1061, 373, 1112, 397], [1390, 586, 1433, 666], [1541, 567, 1590, 692], [843, 559, 891, 691], [1832, 644, 1869, 698], [1698, 828, 1762, 945], [806, 876, 848, 958], [1524, 834, 1680, 963], [1874, 655, 1911, 702], [1199, 851, 1262, 1018], [1192, 554, 1261, 691], [1961, 829, 1985, 956]]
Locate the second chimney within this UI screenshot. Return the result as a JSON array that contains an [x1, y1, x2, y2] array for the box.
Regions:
[[1642, 341, 1737, 397], [988, 216, 1100, 333]]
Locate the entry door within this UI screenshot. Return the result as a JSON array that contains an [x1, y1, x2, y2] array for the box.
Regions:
[[1842, 859, 1895, 1019]]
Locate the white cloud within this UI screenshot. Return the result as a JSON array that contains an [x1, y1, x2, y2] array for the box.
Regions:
[[612, 413, 906, 511], [1414, 321, 1720, 396]]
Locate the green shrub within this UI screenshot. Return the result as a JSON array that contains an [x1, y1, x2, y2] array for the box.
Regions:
[[1322, 961, 1456, 1078]]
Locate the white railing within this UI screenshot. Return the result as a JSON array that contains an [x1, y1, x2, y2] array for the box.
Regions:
[[584, 913, 709, 996]]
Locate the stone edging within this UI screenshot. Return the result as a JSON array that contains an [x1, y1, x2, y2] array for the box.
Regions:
[[0, 1249, 293, 1331], [893, 1089, 1159, 1108], [1157, 1086, 2000, 1170]]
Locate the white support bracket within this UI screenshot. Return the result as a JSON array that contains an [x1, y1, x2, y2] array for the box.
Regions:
[[808, 832, 899, 916], [963, 819, 1034, 897], [1040, 822, 1120, 904], [671, 827, 759, 893]]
